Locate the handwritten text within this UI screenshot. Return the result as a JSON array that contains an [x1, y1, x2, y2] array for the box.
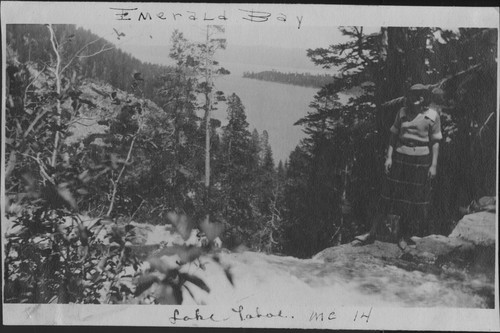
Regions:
[[109, 7, 304, 29]]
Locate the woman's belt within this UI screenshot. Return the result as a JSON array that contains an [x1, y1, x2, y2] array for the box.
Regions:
[[399, 139, 429, 147], [396, 139, 430, 155]]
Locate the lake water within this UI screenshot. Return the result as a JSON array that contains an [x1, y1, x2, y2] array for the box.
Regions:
[[211, 63, 346, 163]]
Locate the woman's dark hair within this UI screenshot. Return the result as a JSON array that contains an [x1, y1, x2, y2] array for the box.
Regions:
[[405, 84, 432, 108]]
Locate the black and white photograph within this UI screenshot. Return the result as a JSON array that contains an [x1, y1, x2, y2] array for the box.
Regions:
[[1, 2, 499, 330]]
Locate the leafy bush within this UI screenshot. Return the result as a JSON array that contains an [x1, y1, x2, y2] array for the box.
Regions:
[[4, 209, 140, 303], [4, 208, 230, 304], [133, 212, 231, 304]]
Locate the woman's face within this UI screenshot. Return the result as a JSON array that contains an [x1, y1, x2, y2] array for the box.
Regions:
[[407, 92, 425, 108]]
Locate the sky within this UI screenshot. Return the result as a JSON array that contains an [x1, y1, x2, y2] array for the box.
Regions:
[[78, 23, 345, 49], [77, 22, 366, 68]]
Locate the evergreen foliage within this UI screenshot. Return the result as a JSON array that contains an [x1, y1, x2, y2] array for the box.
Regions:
[[280, 27, 497, 257]]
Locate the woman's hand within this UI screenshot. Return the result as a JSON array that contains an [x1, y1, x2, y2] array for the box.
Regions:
[[428, 165, 437, 179], [384, 157, 392, 175]]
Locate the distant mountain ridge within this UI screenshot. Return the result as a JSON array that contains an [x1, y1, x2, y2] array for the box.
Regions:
[[119, 43, 330, 76], [218, 44, 322, 73]]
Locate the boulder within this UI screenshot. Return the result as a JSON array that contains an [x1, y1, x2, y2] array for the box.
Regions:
[[313, 240, 402, 261], [449, 211, 496, 247], [411, 234, 475, 258]]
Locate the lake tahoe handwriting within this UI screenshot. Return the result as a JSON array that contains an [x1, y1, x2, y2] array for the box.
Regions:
[[231, 305, 292, 321], [109, 7, 304, 29], [168, 306, 374, 324], [168, 306, 291, 324], [169, 308, 228, 324]]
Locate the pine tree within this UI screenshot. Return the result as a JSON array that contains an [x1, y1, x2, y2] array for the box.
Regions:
[[260, 130, 274, 171], [220, 93, 258, 245], [251, 129, 261, 165], [144, 30, 205, 217]]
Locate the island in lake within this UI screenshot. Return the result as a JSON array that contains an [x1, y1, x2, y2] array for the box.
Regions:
[[242, 70, 336, 88]]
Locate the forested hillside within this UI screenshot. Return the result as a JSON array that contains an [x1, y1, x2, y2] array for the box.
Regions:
[[6, 24, 171, 100]]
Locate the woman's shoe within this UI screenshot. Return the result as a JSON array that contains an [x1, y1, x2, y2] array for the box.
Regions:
[[406, 237, 416, 247], [397, 238, 408, 250], [351, 233, 375, 247]]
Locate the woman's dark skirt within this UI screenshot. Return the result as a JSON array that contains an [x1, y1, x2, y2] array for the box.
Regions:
[[380, 152, 432, 236]]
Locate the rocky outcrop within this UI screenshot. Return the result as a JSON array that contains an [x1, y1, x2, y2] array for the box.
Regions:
[[311, 208, 496, 307], [124, 208, 496, 308], [64, 80, 162, 145], [315, 209, 496, 269]]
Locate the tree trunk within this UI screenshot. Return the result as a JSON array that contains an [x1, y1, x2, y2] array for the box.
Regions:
[[204, 25, 212, 223], [47, 25, 62, 168]]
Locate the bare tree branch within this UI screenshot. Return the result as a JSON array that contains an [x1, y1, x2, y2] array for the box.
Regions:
[[478, 112, 495, 138], [77, 45, 115, 59], [23, 65, 46, 106], [60, 37, 105, 74], [24, 108, 49, 138], [130, 197, 146, 220], [21, 152, 55, 185]]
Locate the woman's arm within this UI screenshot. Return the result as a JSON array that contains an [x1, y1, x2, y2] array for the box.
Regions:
[[428, 141, 439, 179], [385, 133, 397, 174], [428, 109, 442, 179], [388, 133, 397, 157], [386, 108, 402, 174]]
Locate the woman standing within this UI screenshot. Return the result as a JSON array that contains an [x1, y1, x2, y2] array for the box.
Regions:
[[353, 84, 442, 250]]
